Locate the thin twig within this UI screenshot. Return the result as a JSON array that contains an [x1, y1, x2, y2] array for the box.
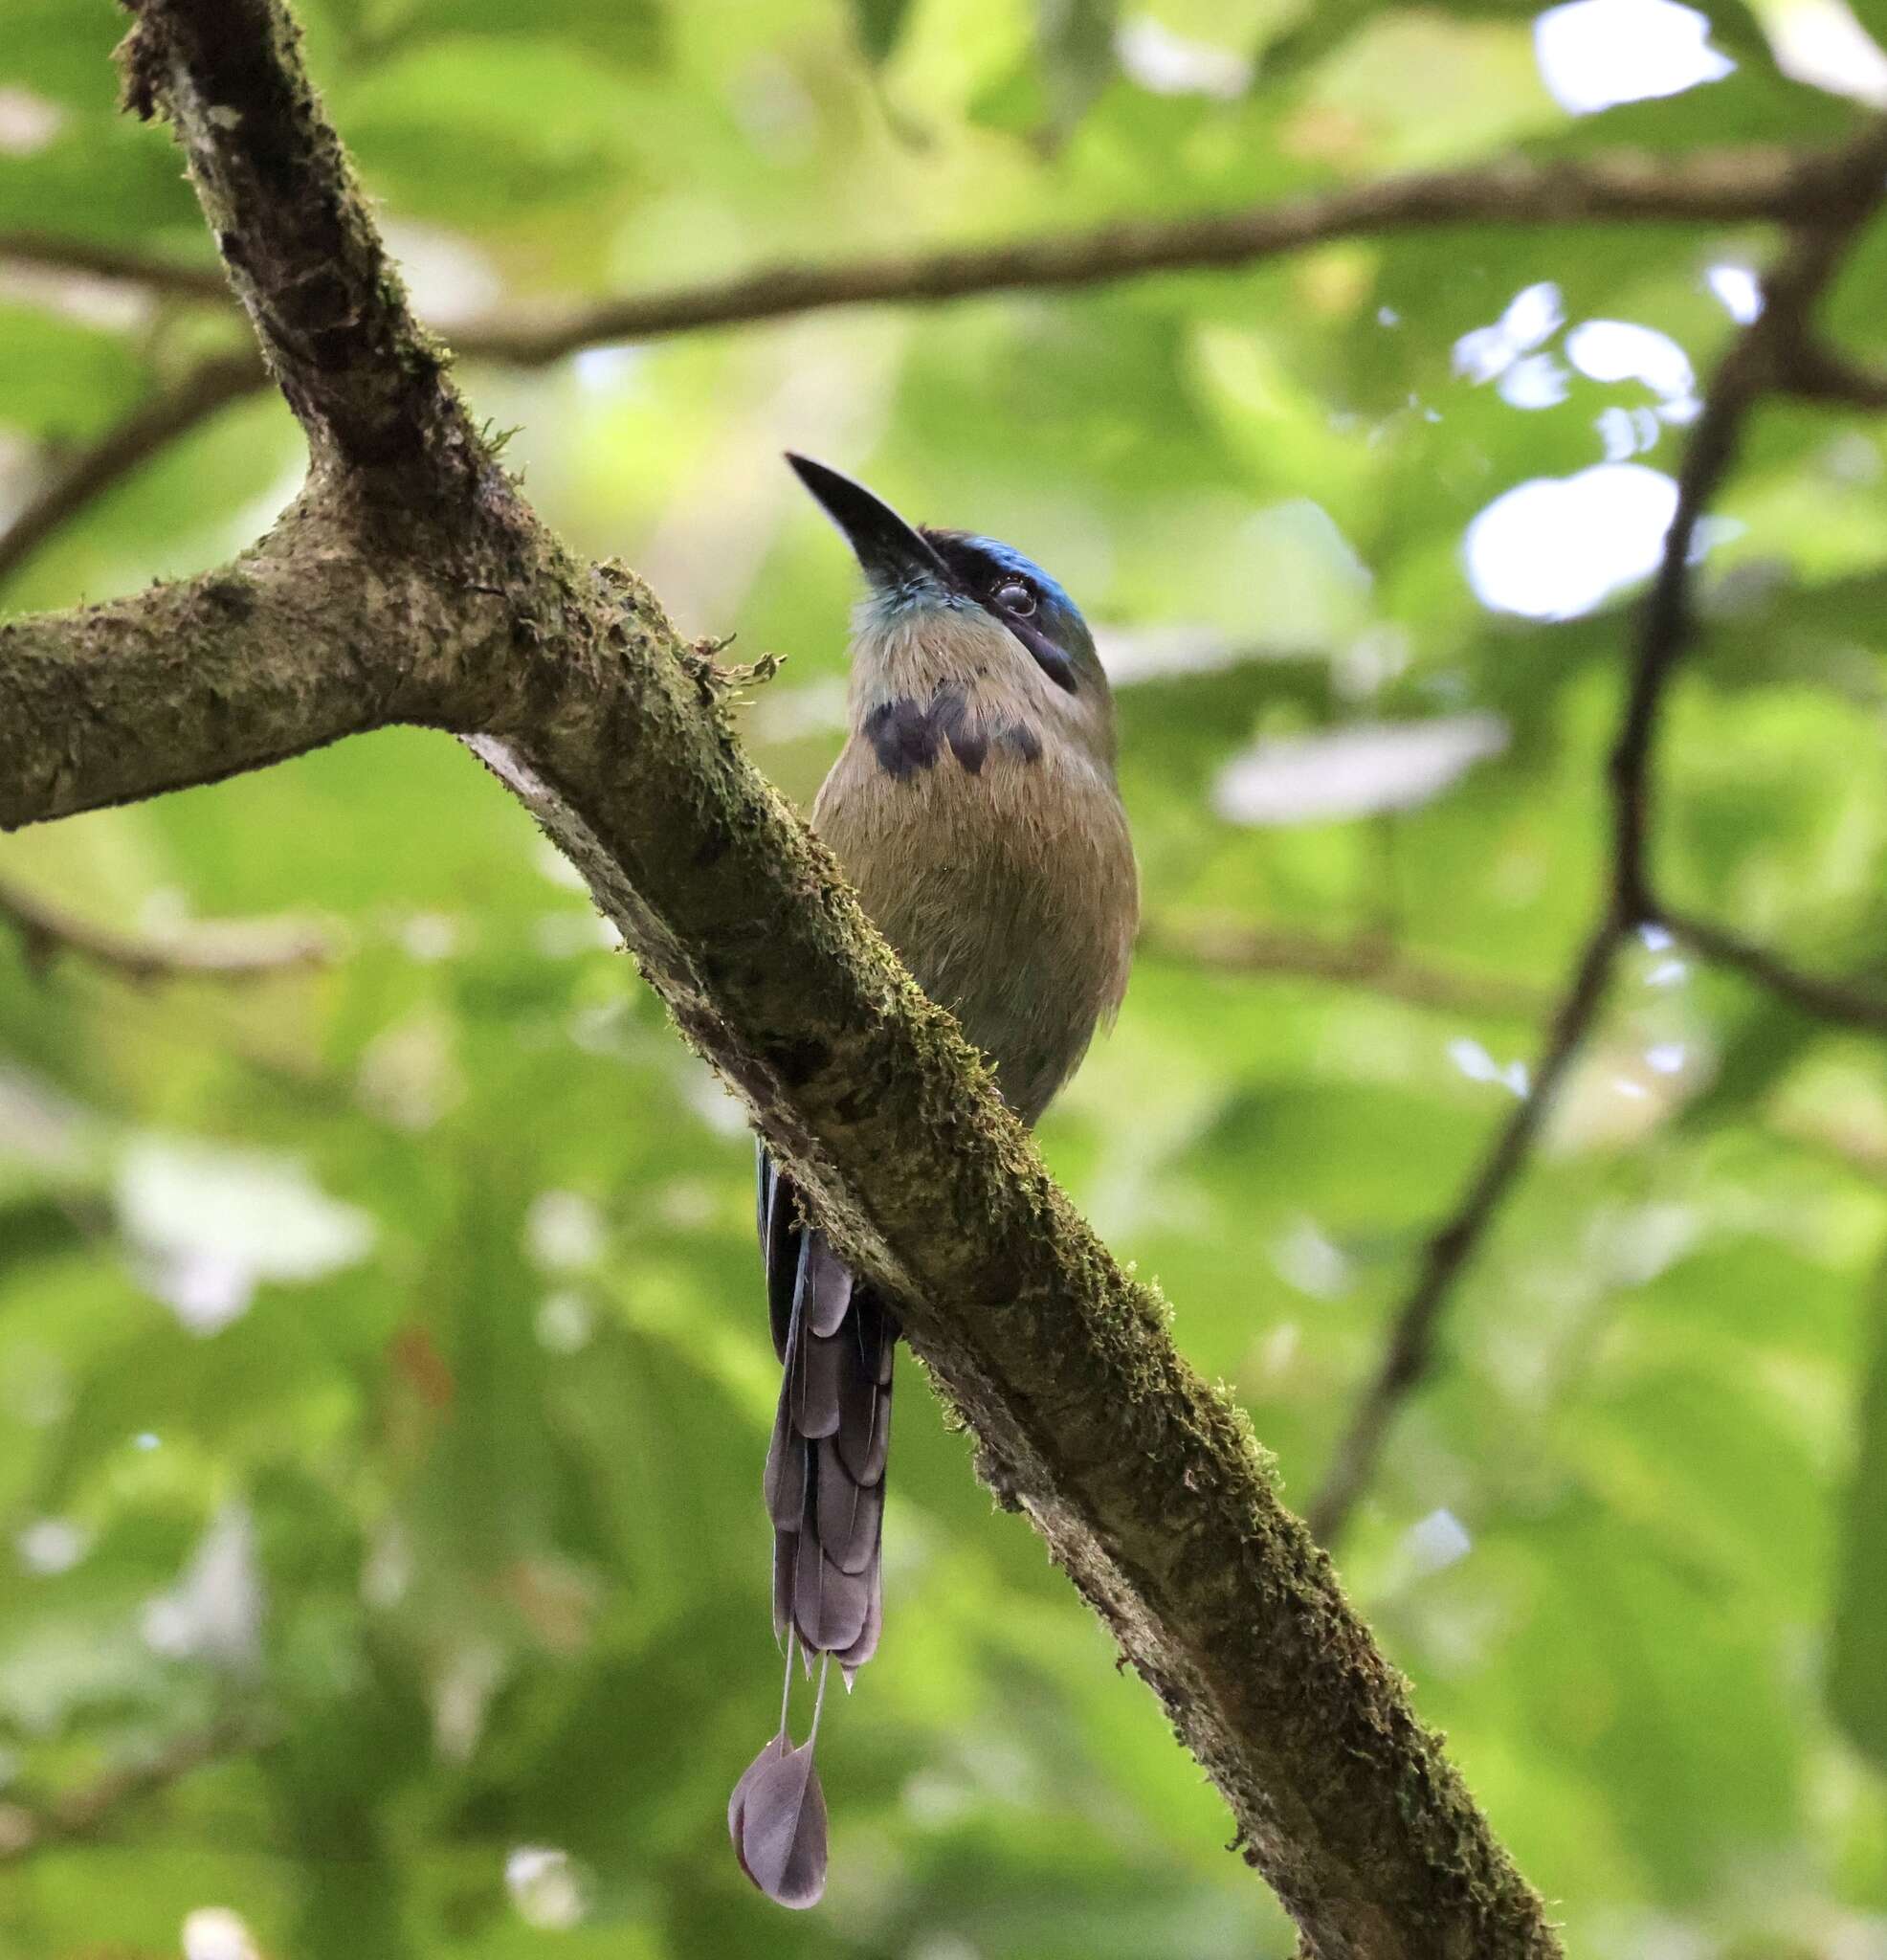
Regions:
[[1782, 338, 1887, 411], [1142, 916, 1547, 1019], [1308, 120, 1887, 1546], [0, 874, 332, 981], [1662, 906, 1887, 1033], [0, 230, 232, 304], [1307, 920, 1620, 1543], [1603, 223, 1875, 919], [0, 349, 264, 588]]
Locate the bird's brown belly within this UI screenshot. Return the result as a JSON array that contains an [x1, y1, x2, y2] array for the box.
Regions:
[[814, 726, 1135, 1125]]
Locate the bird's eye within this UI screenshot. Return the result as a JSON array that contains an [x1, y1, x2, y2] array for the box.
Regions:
[[995, 580, 1035, 616]]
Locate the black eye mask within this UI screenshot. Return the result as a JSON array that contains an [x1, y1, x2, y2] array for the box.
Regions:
[[920, 529, 1081, 695], [997, 607, 1077, 693]]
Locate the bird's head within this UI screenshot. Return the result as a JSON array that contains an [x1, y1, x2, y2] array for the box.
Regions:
[[786, 453, 1108, 710]]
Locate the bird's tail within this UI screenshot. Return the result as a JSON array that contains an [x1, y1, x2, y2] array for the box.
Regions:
[[758, 1147, 893, 1669], [731, 1149, 896, 1907]]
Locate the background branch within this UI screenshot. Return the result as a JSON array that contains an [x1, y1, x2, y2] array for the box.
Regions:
[[0, 349, 263, 587], [1142, 915, 1549, 1018], [1782, 338, 1887, 410], [1307, 920, 1619, 1543], [0, 230, 232, 303], [1662, 906, 1887, 1033], [435, 143, 1855, 365], [2, 142, 1854, 358], [0, 872, 331, 981], [3, 138, 1878, 588], [1308, 122, 1887, 1547]]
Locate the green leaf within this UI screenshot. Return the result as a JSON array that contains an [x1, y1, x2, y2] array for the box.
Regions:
[[0, 0, 126, 106], [334, 39, 653, 221], [852, 0, 917, 65], [1039, 0, 1120, 142], [368, 0, 668, 67]]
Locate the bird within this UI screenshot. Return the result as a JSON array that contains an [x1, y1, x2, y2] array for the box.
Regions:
[[729, 455, 1138, 1908]]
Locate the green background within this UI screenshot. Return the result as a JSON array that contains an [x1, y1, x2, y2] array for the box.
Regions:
[[4, 1, 1887, 1954]]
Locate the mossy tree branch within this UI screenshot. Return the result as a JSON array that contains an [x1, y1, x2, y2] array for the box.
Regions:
[[0, 2, 1573, 1950]]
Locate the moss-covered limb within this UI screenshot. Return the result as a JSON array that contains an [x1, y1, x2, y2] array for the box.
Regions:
[[0, 499, 516, 830], [0, 4, 1562, 1950], [115, 0, 477, 486], [5, 525, 1562, 1949], [486, 617, 1562, 1960]]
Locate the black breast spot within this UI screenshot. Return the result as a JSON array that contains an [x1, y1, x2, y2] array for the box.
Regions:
[[996, 719, 1043, 764], [864, 697, 942, 779], [949, 725, 990, 773], [866, 692, 1040, 780], [931, 688, 989, 774]]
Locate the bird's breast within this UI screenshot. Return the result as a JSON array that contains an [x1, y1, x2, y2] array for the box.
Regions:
[[812, 676, 1136, 1125]]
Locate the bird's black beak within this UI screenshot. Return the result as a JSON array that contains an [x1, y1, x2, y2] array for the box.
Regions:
[[786, 453, 950, 595]]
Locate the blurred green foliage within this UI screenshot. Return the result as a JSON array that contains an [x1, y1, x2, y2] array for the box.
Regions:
[[3, 0, 1887, 1955]]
